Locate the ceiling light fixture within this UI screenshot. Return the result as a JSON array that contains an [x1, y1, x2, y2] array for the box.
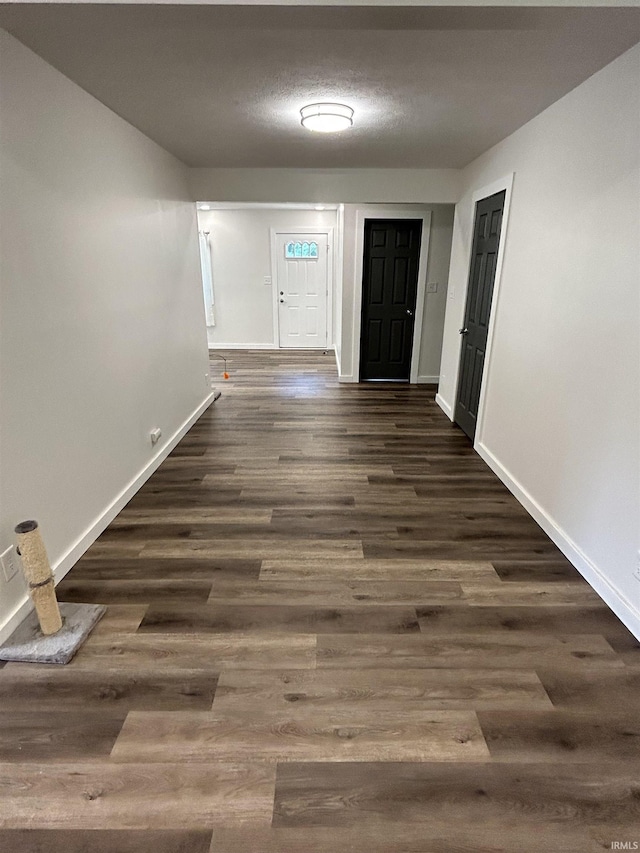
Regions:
[[300, 103, 354, 133], [199, 204, 211, 210]]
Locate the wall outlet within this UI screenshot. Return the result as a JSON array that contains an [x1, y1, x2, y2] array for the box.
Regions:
[[150, 427, 162, 446], [448, 286, 455, 299], [1, 546, 19, 582]]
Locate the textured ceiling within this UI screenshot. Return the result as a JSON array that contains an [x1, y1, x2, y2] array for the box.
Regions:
[[1, 5, 639, 168]]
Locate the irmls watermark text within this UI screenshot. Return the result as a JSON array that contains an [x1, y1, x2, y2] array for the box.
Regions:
[[611, 843, 639, 850]]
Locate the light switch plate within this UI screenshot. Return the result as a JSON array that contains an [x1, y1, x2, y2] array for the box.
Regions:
[[427, 281, 438, 293], [263, 276, 272, 286], [1, 546, 19, 582]]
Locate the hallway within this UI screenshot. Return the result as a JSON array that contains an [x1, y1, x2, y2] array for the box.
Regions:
[[0, 350, 638, 852]]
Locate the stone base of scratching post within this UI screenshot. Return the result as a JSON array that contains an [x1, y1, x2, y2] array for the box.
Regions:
[[0, 602, 106, 665]]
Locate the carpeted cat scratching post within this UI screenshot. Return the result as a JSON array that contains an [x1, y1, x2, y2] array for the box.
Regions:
[[0, 520, 106, 665]]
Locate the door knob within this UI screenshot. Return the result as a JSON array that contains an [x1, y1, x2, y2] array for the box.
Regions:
[[406, 309, 413, 316], [459, 327, 469, 335], [280, 291, 284, 296], [280, 299, 285, 303]]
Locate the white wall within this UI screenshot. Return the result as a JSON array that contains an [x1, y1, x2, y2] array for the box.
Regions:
[[0, 30, 212, 639], [438, 44, 640, 637], [197, 207, 338, 347], [190, 168, 460, 205], [340, 204, 454, 382]]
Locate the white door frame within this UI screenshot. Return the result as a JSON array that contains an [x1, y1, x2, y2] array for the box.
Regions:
[[450, 173, 515, 450], [351, 207, 431, 384], [270, 226, 334, 349]]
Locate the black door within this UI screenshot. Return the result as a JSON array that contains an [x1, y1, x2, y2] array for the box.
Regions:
[[360, 219, 422, 381], [454, 190, 506, 441]]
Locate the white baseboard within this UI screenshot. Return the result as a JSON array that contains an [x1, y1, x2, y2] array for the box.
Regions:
[[334, 346, 357, 383], [0, 392, 217, 645], [417, 374, 439, 384], [476, 440, 640, 641], [435, 393, 453, 420]]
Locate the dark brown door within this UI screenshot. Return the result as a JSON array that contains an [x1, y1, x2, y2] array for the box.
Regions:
[[360, 219, 422, 381], [454, 190, 506, 440]]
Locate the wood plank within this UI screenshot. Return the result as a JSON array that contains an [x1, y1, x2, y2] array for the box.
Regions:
[[0, 830, 213, 853], [316, 633, 623, 670], [90, 605, 148, 636], [203, 825, 602, 853], [97, 523, 271, 541], [491, 558, 585, 582], [260, 558, 498, 582], [111, 509, 272, 524], [141, 540, 364, 559], [363, 539, 563, 560], [0, 762, 275, 828], [604, 630, 640, 667], [477, 709, 640, 763], [460, 582, 603, 606], [0, 665, 218, 712], [55, 579, 213, 604], [110, 709, 489, 763], [73, 634, 316, 671], [536, 666, 640, 711], [395, 517, 550, 539], [206, 579, 463, 606], [98, 524, 370, 542], [213, 668, 553, 713], [272, 761, 640, 840], [416, 604, 628, 635], [69, 557, 261, 582], [272, 503, 531, 522], [202, 472, 386, 484], [138, 605, 420, 635], [0, 712, 126, 762], [238, 493, 357, 508]]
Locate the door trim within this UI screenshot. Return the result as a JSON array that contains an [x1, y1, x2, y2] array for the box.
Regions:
[[452, 173, 514, 450], [351, 208, 431, 384], [270, 226, 334, 349]]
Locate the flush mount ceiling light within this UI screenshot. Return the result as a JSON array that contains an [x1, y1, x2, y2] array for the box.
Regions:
[[300, 103, 354, 133]]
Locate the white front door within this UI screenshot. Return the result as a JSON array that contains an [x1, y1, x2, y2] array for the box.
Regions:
[[276, 233, 328, 348]]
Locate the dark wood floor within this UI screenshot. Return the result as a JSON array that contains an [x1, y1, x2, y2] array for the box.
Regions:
[[1, 350, 638, 853]]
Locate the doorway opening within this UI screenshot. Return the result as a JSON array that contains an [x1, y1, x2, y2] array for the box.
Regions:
[[195, 202, 339, 352]]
